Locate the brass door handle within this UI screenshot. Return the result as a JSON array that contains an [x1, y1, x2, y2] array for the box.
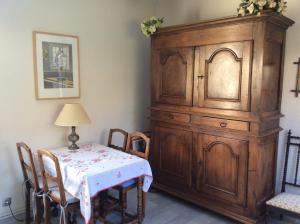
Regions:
[[198, 75, 205, 79], [220, 122, 228, 128]]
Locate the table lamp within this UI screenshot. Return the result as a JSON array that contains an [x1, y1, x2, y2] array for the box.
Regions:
[[55, 103, 91, 150]]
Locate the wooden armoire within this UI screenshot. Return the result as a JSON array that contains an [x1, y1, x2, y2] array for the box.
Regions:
[[150, 13, 294, 223]]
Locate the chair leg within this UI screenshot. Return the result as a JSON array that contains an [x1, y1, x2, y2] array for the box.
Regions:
[[119, 190, 127, 210], [280, 214, 284, 220], [25, 186, 31, 224], [64, 207, 70, 224], [265, 208, 270, 224], [44, 196, 51, 224], [34, 196, 43, 224], [120, 190, 127, 223]]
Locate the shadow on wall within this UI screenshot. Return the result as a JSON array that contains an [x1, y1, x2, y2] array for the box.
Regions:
[[99, 130, 108, 146], [97, 18, 150, 144], [156, 0, 201, 26], [127, 18, 150, 132]]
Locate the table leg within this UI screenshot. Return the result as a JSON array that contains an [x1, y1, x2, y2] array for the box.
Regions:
[[25, 185, 31, 224], [99, 191, 107, 217], [137, 177, 143, 224], [142, 192, 146, 218], [90, 197, 95, 224]]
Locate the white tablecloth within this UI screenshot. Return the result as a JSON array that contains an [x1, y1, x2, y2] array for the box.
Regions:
[[42, 143, 153, 223]]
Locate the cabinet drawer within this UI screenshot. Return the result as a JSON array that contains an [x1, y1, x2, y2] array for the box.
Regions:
[[152, 111, 190, 123], [191, 116, 249, 131]]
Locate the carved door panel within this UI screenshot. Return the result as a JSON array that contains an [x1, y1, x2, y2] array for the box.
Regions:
[[152, 126, 192, 190], [194, 133, 248, 206], [153, 48, 194, 106], [193, 41, 252, 111]]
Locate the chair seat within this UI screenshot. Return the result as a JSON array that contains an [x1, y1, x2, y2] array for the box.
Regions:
[[50, 187, 79, 204], [266, 192, 300, 214], [121, 178, 137, 188]]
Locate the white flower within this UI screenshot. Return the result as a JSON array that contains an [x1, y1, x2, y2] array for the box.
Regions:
[[149, 25, 156, 34], [247, 3, 255, 13], [257, 0, 267, 7], [268, 0, 277, 8], [140, 16, 163, 37], [238, 7, 246, 16], [277, 0, 287, 12]]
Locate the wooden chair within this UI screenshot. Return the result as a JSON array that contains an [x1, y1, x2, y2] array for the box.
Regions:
[[266, 130, 300, 222], [115, 132, 150, 223], [103, 128, 128, 209], [107, 128, 128, 151], [37, 149, 80, 224], [17, 142, 43, 224]]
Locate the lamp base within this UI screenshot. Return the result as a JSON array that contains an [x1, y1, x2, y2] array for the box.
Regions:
[[68, 126, 80, 151]]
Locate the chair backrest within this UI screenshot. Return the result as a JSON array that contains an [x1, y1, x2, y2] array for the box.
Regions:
[[16, 142, 39, 192], [37, 149, 67, 205], [107, 128, 128, 152], [282, 130, 300, 192], [126, 131, 150, 160]]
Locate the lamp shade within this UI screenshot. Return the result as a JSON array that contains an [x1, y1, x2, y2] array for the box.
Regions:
[[55, 103, 91, 127]]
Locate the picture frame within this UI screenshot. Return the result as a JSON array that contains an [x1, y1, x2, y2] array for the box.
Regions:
[[33, 31, 80, 99]]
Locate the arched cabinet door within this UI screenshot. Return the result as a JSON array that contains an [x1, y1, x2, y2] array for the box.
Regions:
[[152, 126, 192, 190], [194, 133, 248, 207], [152, 47, 194, 106], [193, 41, 252, 111]]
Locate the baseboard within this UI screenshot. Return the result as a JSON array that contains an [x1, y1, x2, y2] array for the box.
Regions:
[[0, 207, 25, 221]]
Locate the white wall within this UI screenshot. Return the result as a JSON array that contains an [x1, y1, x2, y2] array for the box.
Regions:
[[0, 0, 155, 218], [154, 0, 300, 193]]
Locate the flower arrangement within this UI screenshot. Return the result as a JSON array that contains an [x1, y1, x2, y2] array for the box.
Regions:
[[237, 0, 287, 16], [140, 17, 164, 37]]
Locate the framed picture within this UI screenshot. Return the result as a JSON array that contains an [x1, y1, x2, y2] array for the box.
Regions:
[[33, 31, 80, 99]]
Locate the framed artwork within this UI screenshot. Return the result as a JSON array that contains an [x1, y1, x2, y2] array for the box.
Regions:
[[33, 31, 80, 99]]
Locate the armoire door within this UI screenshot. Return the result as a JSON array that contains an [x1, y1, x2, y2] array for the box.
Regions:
[[152, 126, 192, 190], [152, 47, 194, 106], [193, 41, 252, 111], [194, 133, 248, 207]]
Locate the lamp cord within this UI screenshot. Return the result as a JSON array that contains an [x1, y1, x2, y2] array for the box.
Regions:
[[8, 179, 29, 222], [8, 204, 24, 222]]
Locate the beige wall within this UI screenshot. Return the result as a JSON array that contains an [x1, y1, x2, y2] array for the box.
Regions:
[[0, 0, 155, 218], [1, 0, 299, 219], [155, 0, 300, 192]]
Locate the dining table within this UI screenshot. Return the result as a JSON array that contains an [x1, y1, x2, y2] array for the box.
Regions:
[[39, 142, 153, 223]]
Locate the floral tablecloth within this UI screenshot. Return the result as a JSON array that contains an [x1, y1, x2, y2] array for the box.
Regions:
[[42, 143, 153, 224]]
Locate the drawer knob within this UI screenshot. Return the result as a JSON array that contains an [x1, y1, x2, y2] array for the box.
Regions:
[[168, 114, 174, 119], [220, 122, 227, 128]]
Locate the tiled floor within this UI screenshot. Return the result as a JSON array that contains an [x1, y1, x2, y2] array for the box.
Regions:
[[0, 190, 296, 224]]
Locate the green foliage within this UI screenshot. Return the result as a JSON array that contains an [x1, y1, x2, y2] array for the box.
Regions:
[[140, 17, 164, 37], [237, 0, 287, 16]]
